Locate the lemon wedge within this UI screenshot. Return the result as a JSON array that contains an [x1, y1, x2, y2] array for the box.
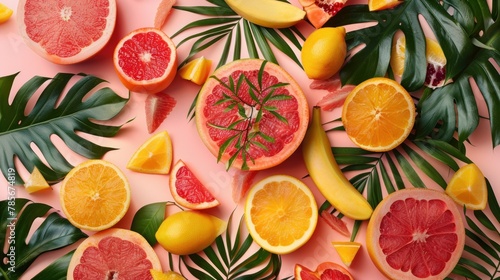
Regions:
[[178, 56, 212, 86], [0, 3, 13, 24], [24, 167, 51, 193], [331, 241, 362, 267]]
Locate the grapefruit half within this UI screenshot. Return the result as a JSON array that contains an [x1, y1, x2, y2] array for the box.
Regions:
[[17, 0, 116, 64], [67, 228, 162, 280], [366, 188, 465, 280], [195, 59, 309, 170]]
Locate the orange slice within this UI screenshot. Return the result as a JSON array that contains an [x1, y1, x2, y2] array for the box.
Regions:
[[60, 160, 131, 231], [127, 131, 173, 174], [368, 0, 402, 11], [244, 175, 318, 254], [341, 77, 416, 152], [445, 163, 487, 210], [178, 56, 212, 86], [24, 167, 51, 193], [331, 241, 362, 267], [0, 2, 13, 24]]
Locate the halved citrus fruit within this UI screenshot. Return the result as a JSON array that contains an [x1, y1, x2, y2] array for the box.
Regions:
[[195, 59, 309, 170], [331, 241, 361, 267], [295, 261, 354, 280], [445, 163, 487, 210], [341, 77, 416, 152], [169, 159, 219, 209], [127, 131, 173, 174], [244, 174, 318, 254], [24, 167, 51, 193], [113, 27, 177, 94], [59, 159, 131, 231], [390, 35, 447, 88], [17, 0, 116, 64], [0, 2, 13, 24], [366, 188, 465, 279], [67, 228, 162, 280], [368, 0, 402, 11], [178, 56, 212, 85]]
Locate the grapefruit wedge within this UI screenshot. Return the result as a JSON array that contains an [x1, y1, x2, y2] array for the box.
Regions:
[[68, 228, 162, 280], [17, 0, 116, 64], [366, 188, 465, 280], [195, 59, 309, 170]]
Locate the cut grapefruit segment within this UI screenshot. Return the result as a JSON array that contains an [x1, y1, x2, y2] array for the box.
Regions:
[[127, 131, 173, 174], [331, 241, 361, 267], [67, 228, 162, 280], [366, 188, 465, 279], [295, 261, 354, 280], [169, 159, 219, 209], [113, 27, 177, 94], [244, 175, 318, 254], [17, 0, 116, 64], [59, 160, 131, 231], [195, 59, 309, 170], [24, 167, 51, 193], [445, 163, 487, 210], [342, 77, 416, 152]]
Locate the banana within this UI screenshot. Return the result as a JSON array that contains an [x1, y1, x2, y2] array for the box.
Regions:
[[302, 106, 373, 220], [224, 0, 305, 29]]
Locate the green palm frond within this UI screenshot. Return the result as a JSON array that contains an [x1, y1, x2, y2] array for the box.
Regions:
[[172, 0, 305, 69], [180, 212, 282, 279]]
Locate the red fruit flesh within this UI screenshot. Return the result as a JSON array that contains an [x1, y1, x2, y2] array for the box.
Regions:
[[295, 262, 354, 280], [320, 210, 350, 237], [298, 0, 347, 28], [145, 91, 176, 133]]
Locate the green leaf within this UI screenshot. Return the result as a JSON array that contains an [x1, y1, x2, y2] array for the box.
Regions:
[[0, 199, 87, 279], [130, 202, 167, 247], [0, 73, 128, 184], [32, 250, 75, 280]]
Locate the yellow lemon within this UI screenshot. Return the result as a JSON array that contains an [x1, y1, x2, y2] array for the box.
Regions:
[[0, 3, 13, 24], [301, 27, 347, 80], [150, 269, 186, 280], [445, 163, 487, 210], [155, 210, 227, 255]]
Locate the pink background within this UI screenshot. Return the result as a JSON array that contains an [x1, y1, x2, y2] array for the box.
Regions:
[[0, 0, 499, 279]]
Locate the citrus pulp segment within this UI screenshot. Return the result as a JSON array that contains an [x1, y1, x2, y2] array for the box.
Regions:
[[195, 59, 309, 170], [59, 160, 131, 231], [178, 56, 212, 85], [127, 131, 173, 174], [342, 77, 415, 152], [17, 0, 116, 64], [366, 188, 465, 279], [67, 228, 162, 280], [445, 163, 487, 210], [169, 159, 219, 209], [24, 167, 51, 193], [113, 27, 177, 94], [244, 174, 318, 254]]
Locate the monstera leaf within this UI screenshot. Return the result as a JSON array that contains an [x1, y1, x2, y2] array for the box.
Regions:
[[327, 0, 500, 148], [0, 72, 128, 184], [0, 199, 87, 279]]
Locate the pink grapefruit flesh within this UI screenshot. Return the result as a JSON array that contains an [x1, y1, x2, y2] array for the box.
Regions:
[[366, 188, 465, 279], [17, 0, 116, 64]]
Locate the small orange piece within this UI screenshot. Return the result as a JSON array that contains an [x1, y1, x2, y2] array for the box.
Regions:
[[445, 163, 487, 210], [341, 77, 416, 152], [368, 0, 402, 11], [24, 167, 51, 193], [127, 131, 173, 174], [60, 160, 131, 231], [178, 56, 212, 85], [0, 2, 13, 24], [113, 27, 177, 94], [331, 241, 362, 267], [244, 175, 318, 254]]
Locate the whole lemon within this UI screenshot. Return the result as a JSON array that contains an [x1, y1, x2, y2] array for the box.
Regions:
[[155, 210, 227, 255], [301, 27, 347, 80]]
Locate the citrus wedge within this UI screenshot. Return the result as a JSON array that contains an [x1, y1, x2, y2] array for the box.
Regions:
[[0, 2, 13, 24], [445, 163, 487, 210], [244, 175, 318, 254], [178, 56, 212, 85], [342, 77, 416, 152], [24, 167, 51, 193], [368, 0, 402, 11], [150, 269, 186, 280], [127, 131, 173, 174], [331, 241, 361, 267], [60, 160, 131, 231]]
